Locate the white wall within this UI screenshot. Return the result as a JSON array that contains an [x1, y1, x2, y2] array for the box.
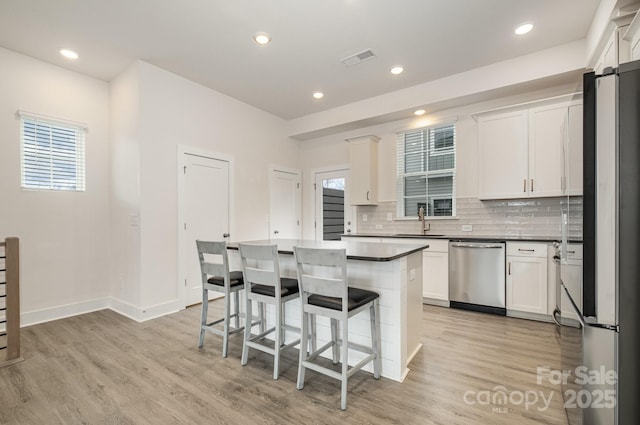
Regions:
[[299, 82, 582, 239], [0, 47, 111, 325], [131, 62, 298, 315], [109, 62, 142, 311]]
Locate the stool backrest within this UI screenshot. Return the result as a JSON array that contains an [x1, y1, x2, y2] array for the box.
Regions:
[[196, 240, 230, 286], [238, 243, 281, 290], [293, 246, 348, 311]]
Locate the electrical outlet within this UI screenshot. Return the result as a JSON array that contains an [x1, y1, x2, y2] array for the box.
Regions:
[[375, 224, 383, 230], [386, 213, 393, 221], [462, 224, 473, 232], [363, 213, 368, 222]]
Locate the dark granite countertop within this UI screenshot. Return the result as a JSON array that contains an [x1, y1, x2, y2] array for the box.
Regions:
[[227, 238, 428, 262], [342, 233, 583, 244]]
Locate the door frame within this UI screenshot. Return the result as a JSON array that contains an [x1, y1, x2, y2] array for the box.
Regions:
[[312, 164, 354, 240], [177, 145, 235, 309], [268, 165, 302, 239]]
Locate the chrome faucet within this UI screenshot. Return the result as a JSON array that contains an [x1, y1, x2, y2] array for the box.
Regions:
[[418, 206, 431, 235]]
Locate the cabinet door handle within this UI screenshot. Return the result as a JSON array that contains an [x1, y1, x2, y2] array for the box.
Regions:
[[517, 248, 535, 252], [531, 179, 534, 192], [508, 261, 511, 275], [523, 179, 527, 192], [366, 190, 370, 201]]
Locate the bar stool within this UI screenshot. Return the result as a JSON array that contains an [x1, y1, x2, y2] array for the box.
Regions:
[[196, 240, 244, 357], [238, 243, 301, 379], [293, 246, 381, 410]]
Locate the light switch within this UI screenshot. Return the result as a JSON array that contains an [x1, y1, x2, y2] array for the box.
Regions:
[[409, 268, 416, 280]]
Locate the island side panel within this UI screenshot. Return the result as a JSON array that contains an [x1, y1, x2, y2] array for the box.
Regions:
[[404, 251, 424, 370]]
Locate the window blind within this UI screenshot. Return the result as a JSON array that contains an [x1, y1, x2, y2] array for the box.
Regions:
[[20, 115, 86, 191], [396, 123, 456, 218]]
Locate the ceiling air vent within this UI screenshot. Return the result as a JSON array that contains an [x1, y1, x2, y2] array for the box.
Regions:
[[340, 49, 376, 67]]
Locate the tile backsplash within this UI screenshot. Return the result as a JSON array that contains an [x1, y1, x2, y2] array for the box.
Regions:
[[356, 197, 583, 240]]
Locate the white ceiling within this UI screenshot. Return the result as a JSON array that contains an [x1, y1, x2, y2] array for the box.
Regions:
[[0, 0, 599, 120]]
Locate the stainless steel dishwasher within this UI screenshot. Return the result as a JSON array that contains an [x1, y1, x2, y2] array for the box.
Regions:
[[449, 240, 506, 315]]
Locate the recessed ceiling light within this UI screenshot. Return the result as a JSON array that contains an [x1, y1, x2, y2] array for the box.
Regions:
[[391, 66, 404, 75], [414, 109, 426, 116], [313, 92, 324, 99], [254, 32, 271, 45], [514, 23, 533, 35], [60, 49, 78, 60]]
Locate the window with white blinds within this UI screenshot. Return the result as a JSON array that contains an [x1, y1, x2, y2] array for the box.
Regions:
[[20, 115, 86, 191], [396, 123, 456, 218]]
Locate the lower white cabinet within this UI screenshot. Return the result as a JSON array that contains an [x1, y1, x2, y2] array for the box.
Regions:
[[378, 238, 449, 303], [506, 242, 548, 315]]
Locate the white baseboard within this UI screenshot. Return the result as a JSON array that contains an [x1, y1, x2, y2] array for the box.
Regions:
[[107, 297, 180, 322], [21, 297, 181, 327], [423, 298, 450, 307], [21, 297, 110, 327], [506, 310, 553, 323]]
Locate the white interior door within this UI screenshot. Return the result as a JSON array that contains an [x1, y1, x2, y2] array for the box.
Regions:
[[269, 168, 301, 239], [314, 169, 355, 240], [180, 153, 230, 307]]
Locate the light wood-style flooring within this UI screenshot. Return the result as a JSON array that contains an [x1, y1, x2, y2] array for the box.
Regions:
[[0, 303, 567, 424]]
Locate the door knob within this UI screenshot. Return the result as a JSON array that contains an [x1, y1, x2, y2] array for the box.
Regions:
[[223, 233, 230, 238]]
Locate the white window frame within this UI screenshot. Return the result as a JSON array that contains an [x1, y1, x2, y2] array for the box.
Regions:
[[396, 122, 456, 219], [18, 111, 87, 192]]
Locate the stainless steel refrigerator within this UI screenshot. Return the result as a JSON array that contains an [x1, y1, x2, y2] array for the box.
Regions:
[[558, 61, 640, 425]]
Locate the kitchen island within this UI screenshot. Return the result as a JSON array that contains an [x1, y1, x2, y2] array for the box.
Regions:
[[227, 239, 426, 382]]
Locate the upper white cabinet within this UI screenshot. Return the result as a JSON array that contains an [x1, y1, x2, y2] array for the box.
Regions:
[[623, 12, 640, 61], [528, 103, 567, 198], [566, 104, 583, 195], [478, 110, 529, 199], [478, 98, 583, 200], [347, 135, 379, 205]]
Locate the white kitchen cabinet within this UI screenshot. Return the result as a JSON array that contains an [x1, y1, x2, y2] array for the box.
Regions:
[[528, 104, 567, 197], [346, 135, 379, 205], [380, 237, 449, 304], [478, 99, 583, 200], [623, 12, 640, 61], [506, 242, 548, 316], [566, 104, 583, 195], [478, 110, 528, 199]]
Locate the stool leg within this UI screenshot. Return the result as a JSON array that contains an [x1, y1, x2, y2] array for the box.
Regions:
[[222, 289, 231, 358], [259, 302, 266, 336], [297, 310, 308, 390], [371, 300, 381, 379], [310, 314, 317, 354], [198, 288, 208, 348], [241, 297, 252, 366], [234, 290, 240, 330], [330, 318, 339, 364], [273, 300, 282, 380], [340, 318, 348, 411]]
